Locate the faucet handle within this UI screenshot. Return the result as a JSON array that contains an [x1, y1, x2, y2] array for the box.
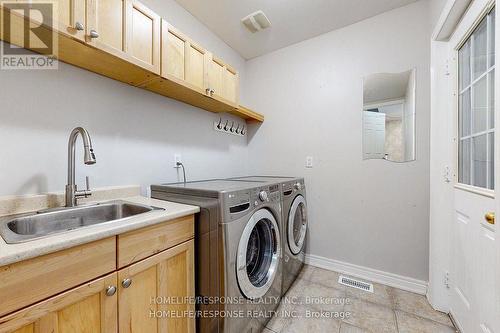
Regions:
[[83, 176, 92, 198], [75, 176, 92, 200]]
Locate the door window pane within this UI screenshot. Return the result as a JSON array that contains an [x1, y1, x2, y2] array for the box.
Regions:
[[473, 19, 487, 79], [473, 76, 488, 133], [460, 139, 471, 185], [489, 8, 495, 67], [488, 133, 495, 189], [473, 134, 488, 188], [460, 89, 471, 136], [489, 70, 495, 129], [458, 7, 495, 190], [459, 40, 471, 90]]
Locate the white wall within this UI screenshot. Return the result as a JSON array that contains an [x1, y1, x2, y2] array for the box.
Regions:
[[0, 0, 248, 196], [244, 0, 431, 281]]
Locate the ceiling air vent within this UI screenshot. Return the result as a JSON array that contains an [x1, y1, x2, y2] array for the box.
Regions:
[[241, 10, 271, 33]]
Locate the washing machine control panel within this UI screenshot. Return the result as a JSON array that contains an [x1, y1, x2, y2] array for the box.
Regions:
[[223, 186, 281, 221], [250, 186, 280, 206]]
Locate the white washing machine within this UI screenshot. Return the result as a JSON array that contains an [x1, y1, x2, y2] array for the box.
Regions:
[[230, 176, 308, 294], [151, 180, 282, 333]]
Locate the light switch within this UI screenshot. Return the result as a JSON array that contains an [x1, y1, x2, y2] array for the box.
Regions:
[[306, 156, 313, 168]]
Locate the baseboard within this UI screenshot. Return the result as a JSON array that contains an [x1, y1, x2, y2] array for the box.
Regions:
[[305, 254, 428, 295]]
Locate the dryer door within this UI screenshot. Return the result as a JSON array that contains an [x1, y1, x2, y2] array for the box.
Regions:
[[288, 195, 308, 255], [236, 209, 281, 300]]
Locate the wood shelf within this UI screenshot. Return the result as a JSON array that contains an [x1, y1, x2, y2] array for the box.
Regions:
[[234, 105, 265, 122], [0, 5, 264, 123], [142, 76, 264, 122]]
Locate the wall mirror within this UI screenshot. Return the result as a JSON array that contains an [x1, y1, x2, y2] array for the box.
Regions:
[[362, 69, 416, 162]]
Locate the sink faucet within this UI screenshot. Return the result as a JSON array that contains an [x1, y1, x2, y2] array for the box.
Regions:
[[65, 127, 96, 207]]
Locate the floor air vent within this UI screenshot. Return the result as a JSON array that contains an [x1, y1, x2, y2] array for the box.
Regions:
[[338, 275, 374, 293]]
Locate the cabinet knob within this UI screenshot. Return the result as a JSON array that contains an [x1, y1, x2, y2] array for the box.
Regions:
[[75, 22, 84, 31], [122, 278, 133, 288], [105, 285, 117, 296], [89, 30, 99, 39]]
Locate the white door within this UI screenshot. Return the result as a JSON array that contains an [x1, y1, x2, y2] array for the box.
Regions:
[[362, 111, 386, 159], [448, 2, 499, 333]]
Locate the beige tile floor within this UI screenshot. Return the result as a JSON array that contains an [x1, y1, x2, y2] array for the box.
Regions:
[[264, 265, 458, 333]]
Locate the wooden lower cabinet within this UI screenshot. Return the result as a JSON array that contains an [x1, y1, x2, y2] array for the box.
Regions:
[[0, 240, 195, 333], [118, 239, 195, 333], [0, 273, 118, 333]]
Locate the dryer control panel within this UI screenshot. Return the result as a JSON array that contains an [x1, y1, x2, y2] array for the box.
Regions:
[[282, 179, 305, 197]]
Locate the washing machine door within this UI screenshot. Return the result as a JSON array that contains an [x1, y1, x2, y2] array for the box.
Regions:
[[236, 209, 281, 300], [288, 195, 307, 255]]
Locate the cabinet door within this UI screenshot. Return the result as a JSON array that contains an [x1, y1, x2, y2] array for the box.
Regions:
[[162, 22, 207, 93], [206, 54, 239, 105], [222, 66, 239, 105], [87, 0, 127, 57], [118, 240, 195, 333], [54, 0, 87, 41], [126, 0, 160, 74], [0, 273, 118, 333]]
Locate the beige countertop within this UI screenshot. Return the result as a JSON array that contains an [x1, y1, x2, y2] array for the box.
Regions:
[[0, 191, 199, 267]]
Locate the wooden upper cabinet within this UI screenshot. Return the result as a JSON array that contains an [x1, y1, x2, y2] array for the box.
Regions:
[[223, 66, 239, 104], [86, 0, 160, 74], [206, 53, 239, 106], [87, 0, 126, 55], [162, 22, 239, 105], [0, 0, 261, 120], [0, 273, 118, 333], [118, 240, 195, 333], [54, 0, 87, 41], [127, 0, 160, 73], [162, 21, 207, 93]]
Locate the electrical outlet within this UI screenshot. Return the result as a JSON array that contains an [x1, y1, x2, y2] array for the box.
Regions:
[[174, 154, 182, 168], [306, 156, 313, 168]]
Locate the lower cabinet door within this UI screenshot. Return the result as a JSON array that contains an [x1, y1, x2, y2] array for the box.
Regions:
[[118, 239, 195, 333], [0, 273, 118, 333]]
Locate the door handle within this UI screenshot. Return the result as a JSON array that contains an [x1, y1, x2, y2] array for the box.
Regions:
[[485, 212, 495, 225]]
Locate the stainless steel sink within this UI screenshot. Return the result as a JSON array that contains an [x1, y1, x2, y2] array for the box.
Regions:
[[0, 200, 164, 244]]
